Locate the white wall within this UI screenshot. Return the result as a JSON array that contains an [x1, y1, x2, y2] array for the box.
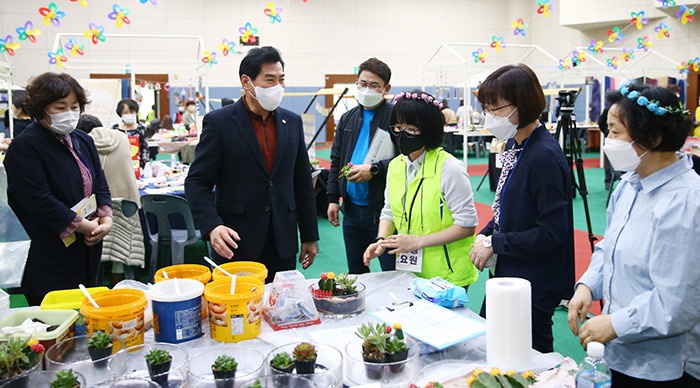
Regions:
[[0, 0, 698, 88]]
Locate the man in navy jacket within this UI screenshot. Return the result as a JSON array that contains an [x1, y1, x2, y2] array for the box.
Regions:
[[185, 47, 319, 282]]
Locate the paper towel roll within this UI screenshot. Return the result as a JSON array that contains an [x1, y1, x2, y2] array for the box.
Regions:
[[486, 277, 532, 371]]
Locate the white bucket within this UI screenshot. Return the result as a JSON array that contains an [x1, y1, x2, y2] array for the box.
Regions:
[[149, 278, 204, 343]]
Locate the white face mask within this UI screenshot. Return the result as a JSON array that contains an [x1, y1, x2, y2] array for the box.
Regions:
[[249, 84, 285, 111], [484, 107, 518, 140], [47, 110, 80, 135], [603, 138, 649, 172], [355, 87, 384, 108], [122, 113, 137, 125], [178, 106, 185, 113]]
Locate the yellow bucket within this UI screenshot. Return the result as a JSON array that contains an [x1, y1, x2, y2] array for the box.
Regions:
[[212, 261, 268, 283], [80, 289, 147, 349], [204, 277, 264, 343], [155, 264, 212, 319]]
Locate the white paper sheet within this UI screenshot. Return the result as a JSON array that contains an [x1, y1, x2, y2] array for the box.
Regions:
[[370, 299, 486, 350], [364, 128, 394, 164]]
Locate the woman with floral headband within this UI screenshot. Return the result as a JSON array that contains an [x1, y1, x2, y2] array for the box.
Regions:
[[568, 84, 700, 386], [363, 89, 479, 289]]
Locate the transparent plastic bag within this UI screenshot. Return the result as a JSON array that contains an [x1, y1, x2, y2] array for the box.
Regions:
[[0, 201, 30, 288]]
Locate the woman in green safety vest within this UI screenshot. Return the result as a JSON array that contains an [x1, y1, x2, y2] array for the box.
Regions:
[[363, 90, 479, 288]]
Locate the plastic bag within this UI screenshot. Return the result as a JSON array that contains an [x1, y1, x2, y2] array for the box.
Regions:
[[0, 201, 30, 288], [411, 276, 469, 308], [263, 270, 321, 331]]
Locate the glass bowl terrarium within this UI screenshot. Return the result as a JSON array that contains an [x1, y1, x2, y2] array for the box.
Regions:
[[309, 272, 365, 318]]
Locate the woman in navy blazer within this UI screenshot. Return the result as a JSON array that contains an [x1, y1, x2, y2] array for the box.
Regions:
[[469, 64, 575, 353], [4, 73, 112, 305]]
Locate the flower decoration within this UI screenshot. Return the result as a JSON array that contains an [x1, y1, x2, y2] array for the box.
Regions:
[[64, 37, 85, 57], [511, 18, 527, 36], [588, 40, 604, 55], [620, 84, 689, 117], [490, 36, 505, 52], [637, 36, 652, 51], [677, 61, 689, 74], [16, 21, 41, 43], [264, 2, 283, 24], [108, 4, 131, 28], [218, 38, 235, 56], [394, 91, 444, 109], [630, 11, 648, 30], [70, 0, 88, 7], [689, 57, 700, 72], [472, 48, 487, 63], [0, 35, 20, 56], [677, 5, 695, 24], [621, 48, 634, 62], [239, 22, 258, 44], [655, 22, 671, 39], [536, 0, 553, 18], [558, 59, 571, 71], [607, 56, 620, 69], [48, 48, 68, 68], [85, 22, 106, 44], [201, 51, 218, 67], [658, 0, 676, 9], [38, 2, 66, 27], [571, 50, 586, 66], [607, 26, 624, 44], [140, 0, 157, 4]]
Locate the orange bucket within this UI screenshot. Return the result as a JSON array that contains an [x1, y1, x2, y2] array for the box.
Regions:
[[212, 261, 268, 283], [80, 289, 147, 349], [204, 277, 264, 343]]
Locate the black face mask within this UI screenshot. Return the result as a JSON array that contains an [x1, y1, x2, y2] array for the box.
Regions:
[[392, 131, 425, 155]]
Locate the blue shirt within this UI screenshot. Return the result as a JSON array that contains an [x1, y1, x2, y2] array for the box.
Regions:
[[578, 154, 700, 381], [346, 108, 375, 206]]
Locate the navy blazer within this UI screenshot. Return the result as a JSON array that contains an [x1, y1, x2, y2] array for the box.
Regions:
[[185, 99, 319, 261], [480, 125, 575, 300], [4, 122, 111, 301]]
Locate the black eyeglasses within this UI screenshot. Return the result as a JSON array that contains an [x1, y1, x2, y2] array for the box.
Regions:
[[389, 125, 420, 138], [356, 81, 384, 92], [481, 103, 513, 114]]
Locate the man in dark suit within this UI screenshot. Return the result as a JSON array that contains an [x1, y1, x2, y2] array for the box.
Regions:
[[185, 46, 319, 282]]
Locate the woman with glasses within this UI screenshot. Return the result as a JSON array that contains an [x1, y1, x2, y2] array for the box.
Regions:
[[363, 90, 479, 289], [468, 64, 575, 353], [568, 84, 700, 386]]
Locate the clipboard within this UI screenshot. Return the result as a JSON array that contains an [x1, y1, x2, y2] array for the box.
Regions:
[[370, 298, 486, 350]]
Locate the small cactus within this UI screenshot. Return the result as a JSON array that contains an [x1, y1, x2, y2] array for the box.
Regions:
[[50, 369, 80, 388], [211, 354, 238, 372], [269, 352, 294, 369], [292, 342, 317, 362], [144, 348, 171, 365], [87, 331, 112, 349]]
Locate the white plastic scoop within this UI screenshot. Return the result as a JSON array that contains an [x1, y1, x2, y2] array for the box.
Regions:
[[79, 284, 100, 308]]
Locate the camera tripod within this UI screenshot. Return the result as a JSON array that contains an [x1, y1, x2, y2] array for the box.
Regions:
[[554, 107, 597, 253]]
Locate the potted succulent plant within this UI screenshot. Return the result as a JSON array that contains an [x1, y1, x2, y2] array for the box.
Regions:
[[311, 272, 366, 316], [211, 354, 238, 388], [269, 351, 295, 373], [0, 337, 44, 383], [86, 330, 113, 367], [144, 348, 172, 387], [355, 322, 390, 380], [50, 369, 81, 388], [292, 342, 317, 374], [385, 324, 410, 372]]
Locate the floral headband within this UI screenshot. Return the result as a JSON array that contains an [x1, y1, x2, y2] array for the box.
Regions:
[[620, 84, 689, 117], [393, 91, 443, 109]]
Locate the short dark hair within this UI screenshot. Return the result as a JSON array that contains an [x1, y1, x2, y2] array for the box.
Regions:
[[25, 72, 89, 120], [185, 100, 196, 107], [391, 89, 445, 150], [116, 98, 139, 117], [607, 84, 692, 151], [12, 94, 28, 112], [667, 84, 681, 94], [477, 63, 546, 128], [161, 114, 174, 130], [358, 58, 391, 85], [239, 46, 285, 80], [76, 114, 103, 134]]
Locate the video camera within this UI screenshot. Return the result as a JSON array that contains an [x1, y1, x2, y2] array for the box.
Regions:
[[556, 90, 579, 110]]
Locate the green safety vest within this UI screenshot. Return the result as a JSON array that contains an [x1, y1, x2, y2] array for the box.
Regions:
[[387, 148, 478, 287]]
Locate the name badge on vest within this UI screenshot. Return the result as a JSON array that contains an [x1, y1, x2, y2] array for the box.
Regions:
[[396, 249, 423, 272]]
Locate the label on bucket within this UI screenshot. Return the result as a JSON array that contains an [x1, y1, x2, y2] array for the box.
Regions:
[[152, 296, 202, 344], [207, 296, 263, 342]]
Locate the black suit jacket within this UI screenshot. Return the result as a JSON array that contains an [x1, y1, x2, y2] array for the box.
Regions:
[[185, 99, 319, 261]]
